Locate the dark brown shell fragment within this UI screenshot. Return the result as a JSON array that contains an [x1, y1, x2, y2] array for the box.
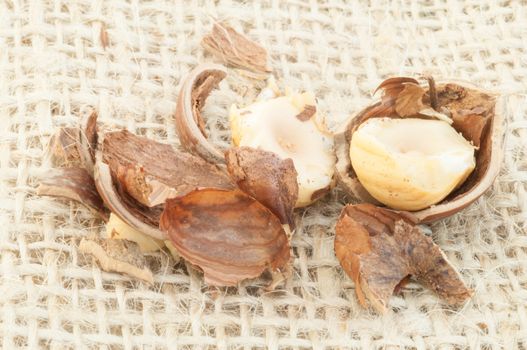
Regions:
[[78, 111, 98, 173], [94, 155, 165, 240], [225, 147, 298, 227], [335, 203, 472, 313]]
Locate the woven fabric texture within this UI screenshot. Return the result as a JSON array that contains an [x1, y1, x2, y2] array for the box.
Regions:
[[1, 0, 526, 348]]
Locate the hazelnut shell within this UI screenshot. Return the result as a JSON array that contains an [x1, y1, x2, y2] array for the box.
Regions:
[[335, 80, 505, 223], [174, 64, 227, 164]]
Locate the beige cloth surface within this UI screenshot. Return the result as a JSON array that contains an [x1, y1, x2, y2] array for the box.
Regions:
[[1, 0, 526, 348]]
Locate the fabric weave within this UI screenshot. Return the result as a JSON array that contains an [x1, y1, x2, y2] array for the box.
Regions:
[[0, 0, 526, 348]]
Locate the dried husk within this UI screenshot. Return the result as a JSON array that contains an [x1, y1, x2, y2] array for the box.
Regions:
[[295, 105, 317, 122], [46, 111, 98, 173], [175, 64, 228, 164], [335, 79, 504, 223], [47, 127, 83, 167], [225, 147, 298, 228], [78, 111, 98, 174], [160, 188, 290, 286], [335, 204, 472, 313], [79, 236, 154, 284], [201, 22, 271, 76], [37, 167, 109, 221]]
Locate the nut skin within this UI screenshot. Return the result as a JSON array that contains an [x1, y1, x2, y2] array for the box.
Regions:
[[160, 188, 290, 286], [335, 80, 504, 223]]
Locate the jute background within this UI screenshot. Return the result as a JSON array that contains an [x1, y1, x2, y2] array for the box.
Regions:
[[1, 0, 526, 348]]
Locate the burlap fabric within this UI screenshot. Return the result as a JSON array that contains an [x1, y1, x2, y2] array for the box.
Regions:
[[1, 0, 526, 348]]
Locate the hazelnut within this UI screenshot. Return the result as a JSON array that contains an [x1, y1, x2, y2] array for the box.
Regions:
[[335, 77, 505, 223]]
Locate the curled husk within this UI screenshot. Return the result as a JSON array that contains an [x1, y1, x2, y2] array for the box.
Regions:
[[335, 79, 504, 223], [37, 167, 109, 221], [225, 147, 298, 228], [175, 64, 228, 164], [160, 188, 290, 286], [334, 203, 472, 313]]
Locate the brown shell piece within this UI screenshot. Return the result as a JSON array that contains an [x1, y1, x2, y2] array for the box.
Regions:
[[37, 167, 109, 221], [78, 111, 98, 174], [160, 188, 290, 286], [47, 127, 82, 167], [201, 22, 271, 75], [369, 77, 426, 119], [175, 64, 228, 164], [79, 237, 154, 284], [335, 79, 504, 223], [225, 147, 298, 227], [394, 84, 426, 117], [102, 130, 234, 207], [374, 77, 419, 96], [451, 106, 490, 149], [295, 105, 317, 122], [94, 151, 166, 240], [335, 204, 472, 314]]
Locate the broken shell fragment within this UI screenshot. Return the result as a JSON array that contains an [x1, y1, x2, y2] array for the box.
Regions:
[[46, 111, 98, 172], [225, 146, 298, 228], [106, 213, 164, 253], [334, 203, 472, 314], [94, 152, 166, 240], [95, 129, 234, 240], [79, 237, 154, 284], [37, 167, 109, 221], [78, 111, 98, 174], [102, 130, 233, 207], [175, 64, 228, 164], [160, 188, 290, 286], [335, 78, 504, 222], [47, 127, 82, 167], [201, 22, 271, 76], [230, 90, 335, 207]]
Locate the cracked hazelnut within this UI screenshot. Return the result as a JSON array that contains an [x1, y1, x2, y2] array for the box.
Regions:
[[335, 77, 504, 222]]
